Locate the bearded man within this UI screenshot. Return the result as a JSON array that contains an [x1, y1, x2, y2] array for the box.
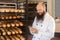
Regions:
[[29, 2, 55, 40]]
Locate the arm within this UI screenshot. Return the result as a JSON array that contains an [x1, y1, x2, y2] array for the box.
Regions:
[[29, 17, 38, 35]]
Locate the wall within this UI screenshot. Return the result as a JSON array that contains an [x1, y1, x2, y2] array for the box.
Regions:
[[55, 0, 60, 17], [47, 0, 54, 17], [28, 0, 47, 2]]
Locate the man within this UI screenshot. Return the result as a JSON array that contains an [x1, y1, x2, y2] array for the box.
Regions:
[[29, 2, 55, 40]]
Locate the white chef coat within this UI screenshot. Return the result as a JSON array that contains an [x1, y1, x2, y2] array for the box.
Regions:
[[30, 12, 55, 40]]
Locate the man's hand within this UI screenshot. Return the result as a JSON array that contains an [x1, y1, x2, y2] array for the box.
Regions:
[[29, 26, 38, 34]]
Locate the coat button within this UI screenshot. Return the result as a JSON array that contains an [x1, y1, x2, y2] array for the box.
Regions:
[[36, 24, 38, 25], [41, 25, 43, 27], [38, 38, 40, 40]]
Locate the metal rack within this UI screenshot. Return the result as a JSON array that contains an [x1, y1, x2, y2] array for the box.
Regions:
[[0, 9, 26, 40], [0, 2, 17, 9], [0, 0, 45, 40], [0, 0, 26, 40]]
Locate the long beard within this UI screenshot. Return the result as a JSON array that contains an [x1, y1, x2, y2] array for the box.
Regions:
[[36, 12, 45, 21]]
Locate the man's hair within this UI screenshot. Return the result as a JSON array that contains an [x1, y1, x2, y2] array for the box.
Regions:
[[36, 2, 47, 11]]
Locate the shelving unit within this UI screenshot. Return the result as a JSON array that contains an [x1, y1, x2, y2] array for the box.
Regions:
[[0, 9, 26, 40], [26, 2, 37, 26], [0, 0, 26, 40], [0, 2, 16, 9]]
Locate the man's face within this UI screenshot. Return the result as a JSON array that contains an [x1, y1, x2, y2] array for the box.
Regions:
[[36, 4, 45, 15], [36, 3, 46, 21]]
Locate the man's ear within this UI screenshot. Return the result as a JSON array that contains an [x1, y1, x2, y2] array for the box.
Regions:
[[43, 6, 46, 12]]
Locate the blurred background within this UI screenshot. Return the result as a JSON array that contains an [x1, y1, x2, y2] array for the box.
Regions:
[[0, 0, 60, 40]]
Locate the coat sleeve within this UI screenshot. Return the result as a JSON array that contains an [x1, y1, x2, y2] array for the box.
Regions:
[[39, 17, 55, 40], [30, 17, 37, 35]]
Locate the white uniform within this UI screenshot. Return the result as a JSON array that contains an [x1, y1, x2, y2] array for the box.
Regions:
[[30, 12, 55, 40]]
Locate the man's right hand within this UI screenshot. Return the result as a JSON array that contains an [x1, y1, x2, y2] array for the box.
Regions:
[[29, 26, 38, 34]]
